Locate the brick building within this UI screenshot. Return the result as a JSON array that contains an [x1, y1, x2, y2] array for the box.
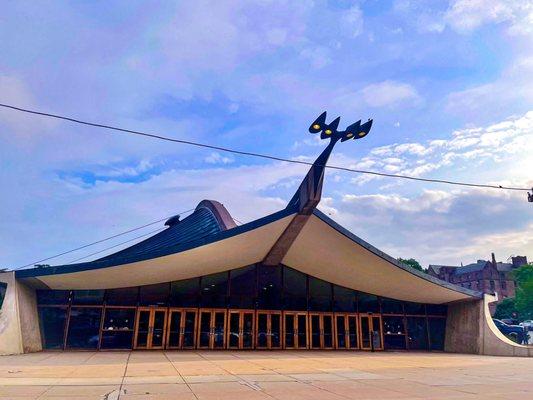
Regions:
[[428, 254, 528, 314]]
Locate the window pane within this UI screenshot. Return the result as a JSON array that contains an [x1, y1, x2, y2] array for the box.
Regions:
[[333, 285, 356, 312], [428, 318, 446, 350], [139, 283, 169, 306], [381, 298, 404, 314], [37, 290, 70, 305], [407, 317, 428, 350], [105, 287, 138, 306], [308, 276, 332, 311], [257, 265, 282, 310], [405, 302, 426, 315], [38, 307, 67, 349], [283, 267, 307, 311], [100, 308, 135, 349], [66, 307, 102, 349], [72, 290, 104, 305], [358, 292, 379, 313], [0, 282, 6, 309], [426, 304, 447, 316], [201, 272, 228, 308], [383, 316, 406, 350], [229, 265, 256, 309], [170, 278, 200, 307]]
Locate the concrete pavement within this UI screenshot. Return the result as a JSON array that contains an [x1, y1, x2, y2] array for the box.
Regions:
[[0, 351, 532, 399]]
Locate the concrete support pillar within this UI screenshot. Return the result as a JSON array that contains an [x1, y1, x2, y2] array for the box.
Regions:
[[445, 294, 532, 357], [0, 272, 42, 355]]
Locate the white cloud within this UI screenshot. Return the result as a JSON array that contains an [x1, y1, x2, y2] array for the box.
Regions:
[[204, 152, 234, 164], [444, 0, 533, 35], [341, 5, 364, 38], [361, 80, 421, 108]]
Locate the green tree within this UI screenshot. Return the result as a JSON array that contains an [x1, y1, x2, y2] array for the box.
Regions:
[[494, 297, 517, 319], [512, 263, 533, 321], [398, 258, 426, 273]]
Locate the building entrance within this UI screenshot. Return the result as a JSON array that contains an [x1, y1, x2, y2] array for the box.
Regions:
[[256, 311, 282, 349], [227, 310, 255, 349], [335, 313, 359, 349], [198, 309, 227, 349], [283, 312, 307, 349], [360, 314, 384, 350], [134, 307, 167, 349], [166, 308, 197, 349], [309, 313, 334, 349]]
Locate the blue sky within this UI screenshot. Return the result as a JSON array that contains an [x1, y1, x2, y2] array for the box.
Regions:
[[0, 0, 532, 269]]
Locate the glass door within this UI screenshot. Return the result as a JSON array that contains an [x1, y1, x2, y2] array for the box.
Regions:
[[197, 309, 227, 349], [360, 314, 383, 351], [256, 311, 282, 349], [309, 313, 334, 349], [134, 307, 168, 349], [167, 308, 197, 349], [335, 314, 359, 349], [284, 312, 307, 349], [228, 310, 255, 349]]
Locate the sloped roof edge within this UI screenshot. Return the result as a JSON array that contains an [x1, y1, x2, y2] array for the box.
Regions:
[[312, 209, 483, 299]]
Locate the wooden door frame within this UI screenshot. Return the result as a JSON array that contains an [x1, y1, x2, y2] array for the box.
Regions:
[[283, 311, 307, 349], [334, 313, 359, 350], [134, 307, 168, 350], [227, 309, 255, 349], [359, 313, 384, 351], [197, 308, 227, 349], [308, 312, 334, 349], [256, 310, 282, 349], [166, 307, 198, 350]]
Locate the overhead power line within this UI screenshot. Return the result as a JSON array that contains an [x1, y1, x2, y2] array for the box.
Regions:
[[68, 227, 167, 264], [0, 103, 530, 192], [13, 208, 194, 270]]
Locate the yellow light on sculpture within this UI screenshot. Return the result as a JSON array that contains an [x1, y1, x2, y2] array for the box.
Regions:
[[346, 133, 354, 138], [313, 124, 320, 130], [358, 132, 366, 137], [325, 129, 332, 135]]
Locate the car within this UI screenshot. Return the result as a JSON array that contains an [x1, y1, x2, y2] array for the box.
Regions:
[[519, 320, 533, 331], [493, 319, 528, 344]]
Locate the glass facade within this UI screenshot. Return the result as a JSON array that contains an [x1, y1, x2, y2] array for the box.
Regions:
[[36, 264, 447, 351]]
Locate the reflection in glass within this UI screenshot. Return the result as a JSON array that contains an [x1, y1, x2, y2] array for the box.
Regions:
[[271, 314, 281, 348], [168, 311, 182, 348], [311, 315, 320, 348], [38, 307, 67, 349], [297, 315, 307, 348], [323, 315, 333, 348], [407, 317, 429, 350], [358, 293, 379, 313], [136, 310, 150, 347], [383, 316, 406, 350], [257, 265, 282, 309], [37, 290, 70, 305], [308, 276, 332, 311], [283, 267, 307, 311], [285, 314, 295, 348], [336, 315, 346, 348], [199, 311, 211, 348], [229, 313, 240, 348], [140, 283, 169, 306], [105, 287, 138, 306], [428, 318, 446, 350], [151, 310, 166, 347], [372, 316, 382, 348], [213, 311, 225, 348], [361, 316, 370, 348], [243, 313, 254, 348], [183, 311, 197, 348], [0, 282, 6, 309], [66, 307, 102, 349], [101, 308, 134, 349], [229, 265, 256, 309], [72, 290, 104, 305], [170, 278, 200, 307], [381, 298, 404, 314], [201, 272, 228, 308], [405, 302, 426, 315], [333, 285, 356, 312], [426, 304, 447, 316], [348, 316, 358, 348], [257, 313, 267, 348]]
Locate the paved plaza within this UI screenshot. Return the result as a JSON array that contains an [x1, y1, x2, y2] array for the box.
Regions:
[[0, 351, 532, 399]]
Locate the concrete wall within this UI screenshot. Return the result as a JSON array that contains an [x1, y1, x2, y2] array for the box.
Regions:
[[0, 272, 42, 355], [445, 294, 532, 357]]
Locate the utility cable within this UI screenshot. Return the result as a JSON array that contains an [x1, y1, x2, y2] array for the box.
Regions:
[[12, 207, 194, 270], [0, 103, 529, 192]]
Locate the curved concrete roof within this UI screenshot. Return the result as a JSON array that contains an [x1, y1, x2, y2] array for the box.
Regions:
[[16, 202, 480, 304]]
